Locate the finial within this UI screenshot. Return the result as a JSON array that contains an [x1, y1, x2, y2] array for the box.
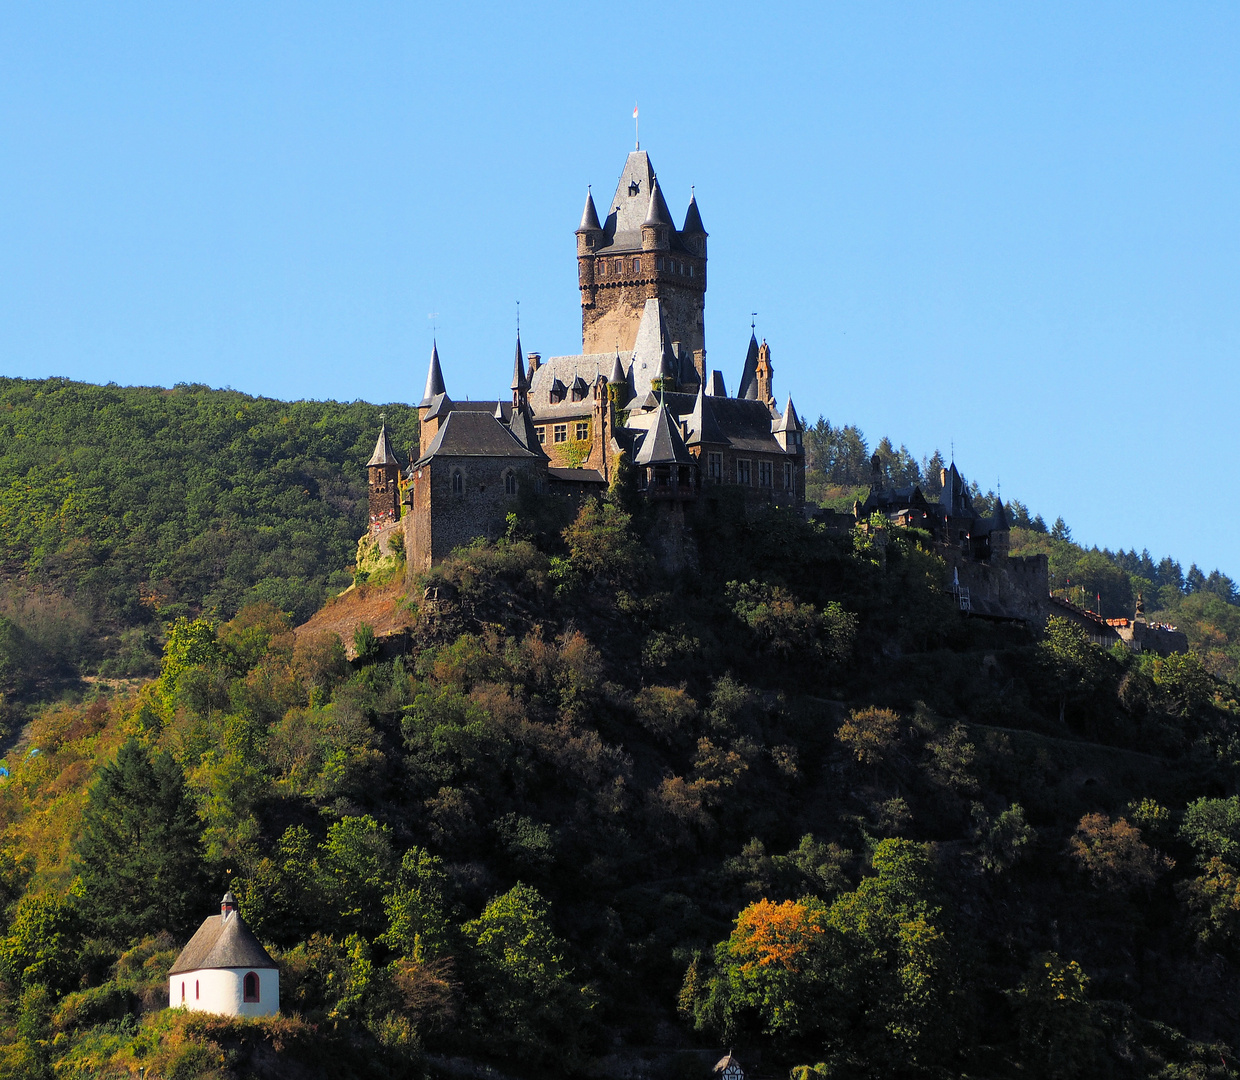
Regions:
[[633, 103, 639, 149], [428, 311, 439, 336], [751, 312, 757, 332], [516, 299, 520, 333], [379, 411, 386, 425]]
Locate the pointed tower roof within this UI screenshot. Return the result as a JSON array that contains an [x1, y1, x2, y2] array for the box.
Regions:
[[773, 396, 801, 433], [606, 150, 658, 237], [737, 333, 761, 400], [992, 495, 1010, 530], [420, 341, 447, 407], [576, 188, 601, 233], [629, 299, 677, 397], [366, 423, 400, 467], [511, 334, 528, 392], [682, 190, 706, 235], [609, 351, 626, 384], [654, 338, 676, 382], [706, 370, 727, 397], [642, 176, 673, 227], [508, 404, 549, 460], [635, 402, 693, 466], [687, 382, 726, 446]]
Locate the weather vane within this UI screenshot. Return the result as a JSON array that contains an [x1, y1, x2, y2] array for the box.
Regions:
[[428, 311, 439, 336]]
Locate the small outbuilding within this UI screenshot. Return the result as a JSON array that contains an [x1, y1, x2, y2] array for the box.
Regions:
[[713, 1053, 745, 1080], [168, 891, 279, 1016]]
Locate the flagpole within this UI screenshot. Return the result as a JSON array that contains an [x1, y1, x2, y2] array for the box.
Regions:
[[634, 104, 639, 150]]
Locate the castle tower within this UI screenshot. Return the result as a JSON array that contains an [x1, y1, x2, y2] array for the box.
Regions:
[[578, 150, 706, 360], [418, 342, 450, 458], [755, 340, 774, 407], [367, 422, 402, 533], [511, 332, 529, 410]]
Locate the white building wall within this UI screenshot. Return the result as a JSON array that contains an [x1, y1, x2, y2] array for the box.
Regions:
[[168, 967, 279, 1017]]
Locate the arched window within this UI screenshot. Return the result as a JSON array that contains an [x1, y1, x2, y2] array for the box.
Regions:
[[504, 471, 517, 495], [243, 972, 260, 1003], [195, 980, 200, 1000], [181, 981, 185, 1003], [452, 470, 463, 494]]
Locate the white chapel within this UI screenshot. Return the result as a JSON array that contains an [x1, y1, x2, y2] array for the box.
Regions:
[[168, 891, 279, 1017]]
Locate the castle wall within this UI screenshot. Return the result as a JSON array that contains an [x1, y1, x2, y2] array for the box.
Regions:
[[581, 266, 705, 355]]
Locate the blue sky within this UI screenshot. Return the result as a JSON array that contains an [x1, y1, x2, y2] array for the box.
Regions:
[[1, 3, 1237, 577]]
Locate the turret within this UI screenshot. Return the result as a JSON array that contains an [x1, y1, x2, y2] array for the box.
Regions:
[[367, 421, 403, 532], [772, 396, 802, 453], [641, 177, 673, 252], [738, 333, 760, 400], [418, 342, 451, 457], [990, 495, 1010, 561], [575, 187, 603, 255], [681, 189, 707, 257], [511, 333, 529, 410]]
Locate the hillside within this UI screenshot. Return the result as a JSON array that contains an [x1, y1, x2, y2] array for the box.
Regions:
[[0, 377, 1239, 1078]]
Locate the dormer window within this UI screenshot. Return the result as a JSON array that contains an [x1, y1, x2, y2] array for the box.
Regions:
[[628, 180, 640, 196]]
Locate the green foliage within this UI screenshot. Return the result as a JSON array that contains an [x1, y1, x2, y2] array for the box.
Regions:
[[73, 737, 207, 944], [381, 846, 452, 961], [1009, 953, 1101, 1080], [972, 801, 1036, 873], [1180, 797, 1240, 863], [0, 891, 82, 994]]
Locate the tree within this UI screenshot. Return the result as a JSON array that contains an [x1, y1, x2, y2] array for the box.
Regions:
[[318, 815, 397, 940], [1051, 517, 1073, 542], [1037, 617, 1110, 726], [382, 846, 453, 961], [972, 802, 1036, 874], [1179, 797, 1240, 863], [158, 617, 221, 707], [1010, 953, 1100, 1080], [1067, 813, 1172, 892], [463, 883, 595, 1068], [0, 891, 82, 994], [73, 737, 207, 944], [837, 707, 902, 766]]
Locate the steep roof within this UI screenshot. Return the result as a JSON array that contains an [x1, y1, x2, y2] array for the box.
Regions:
[[992, 495, 1010, 530], [773, 396, 801, 433], [706, 370, 727, 397], [417, 410, 536, 464], [169, 911, 275, 975], [366, 424, 400, 467], [642, 176, 673, 227], [508, 405, 548, 460], [511, 334, 528, 393], [682, 191, 706, 235], [706, 395, 787, 454], [423, 392, 452, 421], [686, 383, 726, 446], [420, 342, 447, 407], [609, 351, 626, 384], [634, 402, 693, 466], [629, 299, 678, 398], [576, 188, 601, 233], [605, 150, 658, 241], [737, 333, 761, 400]]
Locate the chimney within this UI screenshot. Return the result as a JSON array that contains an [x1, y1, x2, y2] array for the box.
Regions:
[[221, 891, 238, 919], [527, 352, 541, 375]]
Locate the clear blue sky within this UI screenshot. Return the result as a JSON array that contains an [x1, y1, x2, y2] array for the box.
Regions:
[[2, 3, 1237, 578]]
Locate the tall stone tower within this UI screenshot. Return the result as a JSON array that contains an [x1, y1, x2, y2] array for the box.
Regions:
[[366, 422, 402, 534], [577, 150, 707, 373]]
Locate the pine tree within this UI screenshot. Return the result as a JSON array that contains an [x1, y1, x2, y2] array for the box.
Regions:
[[73, 737, 207, 945]]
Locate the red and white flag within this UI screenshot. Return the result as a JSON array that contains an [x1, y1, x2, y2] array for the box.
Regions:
[[633, 104, 639, 119]]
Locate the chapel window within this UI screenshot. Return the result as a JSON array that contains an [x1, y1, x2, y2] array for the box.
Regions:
[[244, 972, 260, 1003], [452, 470, 463, 495], [505, 471, 517, 495]]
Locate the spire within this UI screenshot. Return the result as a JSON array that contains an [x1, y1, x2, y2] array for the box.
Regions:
[[773, 396, 801, 433], [737, 333, 760, 400], [508, 403, 549, 461], [511, 333, 528, 393], [642, 176, 673, 227], [609, 351, 626, 384], [682, 190, 706, 235], [420, 341, 447, 407], [635, 402, 693, 466], [706, 370, 727, 397], [366, 423, 400, 467], [576, 187, 602, 233], [992, 494, 1009, 530], [687, 382, 726, 446]]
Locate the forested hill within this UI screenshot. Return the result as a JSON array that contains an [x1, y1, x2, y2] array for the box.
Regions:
[[0, 375, 1239, 1077], [0, 376, 416, 717]]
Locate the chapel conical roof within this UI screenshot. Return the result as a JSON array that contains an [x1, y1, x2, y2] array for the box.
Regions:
[[420, 341, 447, 407], [169, 906, 275, 975], [576, 188, 602, 233]]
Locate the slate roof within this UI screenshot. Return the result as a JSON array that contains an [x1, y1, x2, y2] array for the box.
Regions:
[[686, 383, 726, 446], [737, 333, 760, 400], [508, 405, 548, 459], [601, 150, 657, 251], [609, 352, 626, 384], [992, 495, 1010, 530], [169, 911, 275, 975], [643, 176, 673, 227], [635, 403, 693, 466], [705, 396, 785, 455], [547, 467, 606, 484], [416, 410, 536, 464], [528, 354, 610, 416], [682, 191, 706, 235], [420, 342, 447, 407], [366, 424, 400, 467], [511, 334, 528, 392], [576, 188, 601, 233], [772, 396, 801, 433], [706, 370, 727, 397]]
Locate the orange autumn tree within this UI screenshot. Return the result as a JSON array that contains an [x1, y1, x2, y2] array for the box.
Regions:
[[729, 898, 828, 973]]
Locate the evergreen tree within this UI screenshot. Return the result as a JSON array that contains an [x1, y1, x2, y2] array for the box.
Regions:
[[73, 737, 207, 944]]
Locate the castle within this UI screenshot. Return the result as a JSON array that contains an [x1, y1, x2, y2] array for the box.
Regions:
[[366, 145, 806, 570]]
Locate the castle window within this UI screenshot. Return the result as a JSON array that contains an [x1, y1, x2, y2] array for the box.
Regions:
[[708, 452, 723, 484], [553, 425, 567, 443], [759, 461, 773, 488], [783, 461, 793, 490], [575, 421, 589, 441], [505, 471, 517, 495], [243, 972, 260, 1003], [689, 265, 695, 277], [536, 426, 545, 444], [736, 459, 752, 486], [597, 260, 605, 276], [632, 258, 640, 273], [452, 470, 464, 494], [656, 257, 664, 271], [615, 260, 623, 275]]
